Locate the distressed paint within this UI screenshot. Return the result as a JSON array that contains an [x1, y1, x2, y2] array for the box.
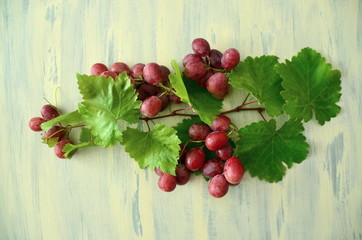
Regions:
[[0, 0, 361, 239]]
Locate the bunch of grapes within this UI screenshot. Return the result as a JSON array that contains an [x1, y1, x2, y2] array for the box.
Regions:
[[155, 114, 245, 198], [29, 105, 71, 158], [183, 38, 240, 99]]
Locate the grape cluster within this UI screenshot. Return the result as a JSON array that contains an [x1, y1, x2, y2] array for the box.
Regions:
[[29, 104, 71, 158], [155, 114, 245, 198], [90, 62, 181, 118], [183, 38, 240, 99]]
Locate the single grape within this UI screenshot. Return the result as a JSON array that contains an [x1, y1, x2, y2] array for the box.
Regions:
[[154, 167, 164, 176], [160, 65, 171, 82], [215, 143, 233, 161], [188, 123, 211, 140], [41, 104, 60, 120], [29, 117, 46, 131], [140, 96, 162, 118], [143, 63, 163, 85], [205, 131, 229, 151], [201, 159, 224, 179], [178, 144, 187, 163], [109, 62, 131, 75], [90, 63, 108, 76], [131, 63, 145, 79], [183, 53, 204, 66], [210, 115, 231, 132], [212, 82, 230, 99], [197, 69, 214, 88], [100, 71, 118, 79], [206, 73, 228, 94], [184, 61, 207, 80], [223, 157, 245, 184], [43, 126, 65, 140], [208, 49, 223, 69], [208, 174, 229, 198], [158, 173, 177, 192], [192, 38, 211, 57], [175, 164, 191, 185], [158, 93, 169, 111], [54, 139, 71, 159], [221, 48, 240, 70], [137, 83, 160, 101], [185, 147, 206, 171], [168, 94, 182, 104]]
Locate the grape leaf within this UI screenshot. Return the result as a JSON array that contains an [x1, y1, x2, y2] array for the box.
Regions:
[[121, 124, 181, 175], [42, 137, 59, 147], [229, 56, 285, 116], [63, 142, 92, 159], [77, 73, 141, 147], [79, 128, 93, 143], [41, 110, 84, 131], [236, 119, 309, 182], [169, 60, 223, 125], [275, 47, 342, 125]]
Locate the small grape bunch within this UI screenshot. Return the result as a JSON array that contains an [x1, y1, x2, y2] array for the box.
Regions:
[[182, 38, 240, 99]]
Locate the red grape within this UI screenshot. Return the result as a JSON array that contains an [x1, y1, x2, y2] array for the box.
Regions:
[[185, 147, 205, 171], [223, 157, 245, 184], [184, 61, 207, 80], [43, 126, 65, 140], [168, 94, 182, 104], [143, 63, 163, 85], [212, 82, 230, 99], [205, 131, 229, 151], [154, 167, 164, 176], [175, 164, 191, 185], [41, 104, 59, 120], [188, 123, 211, 140], [131, 63, 145, 79], [140, 96, 162, 118], [192, 38, 211, 57], [110, 62, 131, 75], [221, 48, 240, 70], [183, 54, 203, 66], [215, 143, 233, 161], [206, 73, 228, 94], [100, 71, 118, 79], [201, 159, 224, 179], [158, 94, 170, 111], [210, 115, 231, 132], [197, 69, 214, 88], [29, 117, 46, 131], [90, 63, 108, 76], [208, 174, 229, 198], [208, 49, 223, 69], [54, 139, 71, 159], [158, 173, 177, 192], [160, 65, 171, 82], [137, 83, 160, 101]]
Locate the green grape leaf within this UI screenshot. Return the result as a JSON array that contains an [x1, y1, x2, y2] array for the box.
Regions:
[[41, 110, 84, 131], [229, 56, 285, 116], [63, 142, 92, 159], [236, 119, 309, 182], [79, 128, 93, 143], [169, 60, 223, 125], [42, 137, 59, 147], [121, 124, 181, 175], [77, 73, 141, 147], [276, 47, 342, 125]]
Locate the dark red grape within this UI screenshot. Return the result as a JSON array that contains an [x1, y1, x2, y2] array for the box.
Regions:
[[41, 104, 59, 120], [184, 61, 207, 80], [29, 117, 46, 131], [223, 157, 244, 184], [160, 65, 171, 82], [206, 73, 228, 94], [178, 144, 187, 163], [215, 143, 233, 161], [188, 123, 211, 140], [221, 48, 240, 70], [201, 159, 224, 179], [210, 115, 231, 132], [168, 94, 182, 104], [182, 53, 203, 66], [175, 164, 191, 185], [196, 69, 214, 88], [90, 63, 108, 76], [158, 173, 177, 192], [137, 83, 160, 101], [158, 94, 169, 111], [110, 62, 131, 75], [100, 71, 118, 79], [192, 38, 211, 57], [185, 147, 205, 171], [208, 174, 229, 198], [131, 63, 145, 79], [208, 49, 223, 69], [43, 126, 65, 140], [205, 131, 229, 151], [54, 139, 71, 159], [140, 96, 162, 118], [143, 63, 163, 85], [154, 167, 164, 176]]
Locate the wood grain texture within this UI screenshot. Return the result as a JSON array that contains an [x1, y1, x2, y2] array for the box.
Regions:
[[1, 0, 361, 239]]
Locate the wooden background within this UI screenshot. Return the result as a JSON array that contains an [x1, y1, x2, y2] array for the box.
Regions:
[[1, 0, 361, 239]]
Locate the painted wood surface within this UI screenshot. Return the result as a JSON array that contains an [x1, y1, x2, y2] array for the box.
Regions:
[[1, 0, 361, 239]]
